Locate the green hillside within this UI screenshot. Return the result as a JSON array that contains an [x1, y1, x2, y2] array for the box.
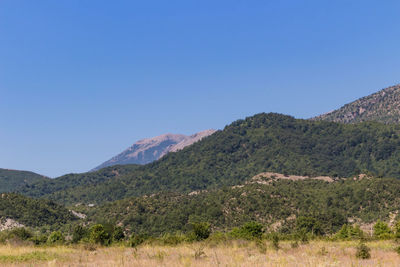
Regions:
[[313, 84, 400, 124], [17, 113, 400, 205], [0, 193, 76, 228], [0, 169, 49, 193], [88, 175, 400, 236]]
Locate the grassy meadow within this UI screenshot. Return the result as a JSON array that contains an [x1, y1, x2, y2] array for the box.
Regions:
[[0, 240, 399, 267]]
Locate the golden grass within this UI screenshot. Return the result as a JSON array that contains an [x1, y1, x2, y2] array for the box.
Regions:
[[0, 240, 399, 266]]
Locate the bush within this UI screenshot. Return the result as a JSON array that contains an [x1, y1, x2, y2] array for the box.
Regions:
[[394, 221, 400, 240], [9, 227, 32, 240], [89, 224, 110, 245], [112, 226, 125, 242], [356, 242, 371, 259], [47, 231, 65, 245], [191, 222, 211, 241], [271, 234, 279, 250], [373, 220, 392, 239], [296, 216, 323, 236], [230, 222, 263, 240], [160, 233, 186, 245], [335, 224, 364, 240], [72, 225, 88, 243], [129, 233, 145, 248], [30, 234, 48, 245], [395, 246, 400, 255]]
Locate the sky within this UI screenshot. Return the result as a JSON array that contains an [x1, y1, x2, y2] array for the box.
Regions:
[[1, 0, 400, 177]]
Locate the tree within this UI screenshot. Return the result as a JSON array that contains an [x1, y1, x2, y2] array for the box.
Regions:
[[373, 220, 392, 239], [191, 222, 211, 241], [89, 224, 110, 245], [72, 225, 88, 243], [47, 231, 65, 245], [113, 226, 125, 242]]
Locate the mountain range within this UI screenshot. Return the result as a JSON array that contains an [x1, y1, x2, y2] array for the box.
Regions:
[[92, 130, 216, 171], [2, 83, 400, 235]]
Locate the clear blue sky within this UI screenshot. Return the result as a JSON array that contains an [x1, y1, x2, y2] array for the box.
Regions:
[[1, 1, 400, 177]]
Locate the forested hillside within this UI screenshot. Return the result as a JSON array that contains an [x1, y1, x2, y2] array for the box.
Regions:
[[17, 113, 400, 205], [0, 193, 76, 228], [0, 169, 49, 193], [88, 176, 400, 236]]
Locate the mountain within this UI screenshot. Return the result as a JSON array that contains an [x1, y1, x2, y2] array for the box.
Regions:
[[0, 168, 49, 193], [313, 84, 400, 124], [17, 113, 400, 205], [92, 130, 216, 171]]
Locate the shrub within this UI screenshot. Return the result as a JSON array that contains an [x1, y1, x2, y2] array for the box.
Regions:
[[335, 224, 364, 240], [160, 233, 185, 245], [290, 241, 299, 248], [271, 234, 279, 250], [72, 225, 88, 243], [47, 231, 65, 245], [296, 216, 323, 236], [9, 227, 32, 240], [394, 221, 400, 240], [356, 242, 371, 259], [30, 234, 48, 245], [373, 220, 392, 239], [395, 246, 400, 255], [191, 222, 211, 241], [89, 224, 110, 245], [230, 222, 263, 240], [113, 226, 125, 242], [129, 233, 145, 248]]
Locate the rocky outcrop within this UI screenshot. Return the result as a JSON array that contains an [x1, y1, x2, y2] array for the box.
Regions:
[[92, 129, 216, 171]]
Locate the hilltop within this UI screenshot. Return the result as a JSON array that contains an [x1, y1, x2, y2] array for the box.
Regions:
[[0, 169, 49, 193], [313, 84, 400, 124]]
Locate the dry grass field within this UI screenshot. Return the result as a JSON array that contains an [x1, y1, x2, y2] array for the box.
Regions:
[[0, 240, 399, 267]]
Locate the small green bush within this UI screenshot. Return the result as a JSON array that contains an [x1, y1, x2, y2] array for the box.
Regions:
[[191, 222, 211, 241], [112, 226, 125, 242], [271, 234, 279, 250], [72, 225, 88, 243], [9, 228, 32, 241], [373, 220, 392, 239], [290, 241, 299, 248], [89, 224, 110, 245], [47, 231, 65, 245], [230, 222, 263, 240], [30, 234, 48, 245], [356, 242, 371, 259], [129, 233, 145, 248]]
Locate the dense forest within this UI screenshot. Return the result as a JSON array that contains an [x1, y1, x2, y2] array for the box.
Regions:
[[0, 169, 49, 193], [14, 113, 400, 205], [0, 193, 76, 228], [86, 176, 400, 236]]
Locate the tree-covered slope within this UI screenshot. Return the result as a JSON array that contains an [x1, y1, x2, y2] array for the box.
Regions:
[[0, 168, 49, 193], [313, 84, 400, 124], [88, 176, 400, 236], [18, 113, 400, 205], [0, 193, 76, 228]]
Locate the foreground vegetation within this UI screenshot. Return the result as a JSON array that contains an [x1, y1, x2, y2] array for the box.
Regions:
[[0, 240, 399, 266]]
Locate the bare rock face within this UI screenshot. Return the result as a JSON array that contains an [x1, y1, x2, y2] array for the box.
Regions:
[[0, 218, 24, 231], [312, 84, 400, 124], [92, 130, 216, 171]]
